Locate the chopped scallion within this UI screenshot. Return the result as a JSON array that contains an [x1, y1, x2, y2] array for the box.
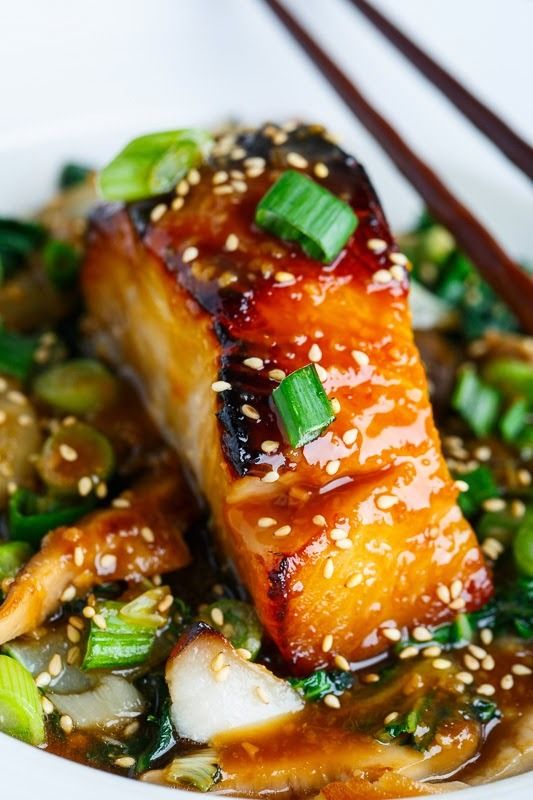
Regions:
[[37, 422, 115, 495], [255, 170, 358, 263], [0, 655, 45, 745], [483, 358, 533, 404], [499, 398, 529, 444], [514, 516, 533, 578], [34, 359, 119, 414], [99, 129, 212, 202], [0, 218, 47, 284], [0, 541, 33, 582], [82, 600, 158, 670], [0, 326, 38, 380], [272, 364, 335, 448], [451, 366, 501, 437], [164, 748, 220, 791], [9, 488, 95, 546]]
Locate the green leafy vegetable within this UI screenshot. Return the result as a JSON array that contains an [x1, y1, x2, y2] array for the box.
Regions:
[[83, 601, 157, 670], [99, 129, 212, 201], [8, 488, 95, 545], [34, 359, 119, 414], [482, 358, 533, 404], [289, 669, 353, 701], [0, 326, 38, 380], [136, 696, 176, 773], [164, 748, 220, 791], [272, 364, 335, 448], [42, 239, 81, 289], [58, 163, 92, 189], [0, 218, 47, 284], [452, 366, 501, 437], [199, 599, 263, 660], [0, 541, 33, 582], [255, 170, 358, 263], [0, 655, 45, 745], [455, 465, 499, 518]]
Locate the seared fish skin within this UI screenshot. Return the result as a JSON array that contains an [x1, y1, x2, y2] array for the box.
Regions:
[[83, 123, 492, 672]]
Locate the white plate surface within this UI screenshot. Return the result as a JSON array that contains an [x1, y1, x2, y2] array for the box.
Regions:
[[0, 0, 532, 798]]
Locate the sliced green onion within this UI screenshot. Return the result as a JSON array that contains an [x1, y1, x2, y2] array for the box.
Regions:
[[0, 655, 45, 745], [120, 587, 172, 629], [58, 163, 92, 189], [198, 599, 263, 660], [255, 170, 358, 263], [514, 517, 533, 578], [8, 488, 95, 545], [420, 224, 455, 265], [452, 366, 501, 437], [455, 465, 499, 518], [0, 541, 33, 581], [477, 507, 522, 548], [42, 239, 81, 289], [164, 748, 220, 791], [37, 422, 115, 495], [483, 358, 533, 404], [272, 364, 335, 448], [0, 218, 47, 283], [499, 398, 529, 443], [83, 601, 157, 670], [34, 359, 119, 414], [99, 129, 212, 202], [0, 326, 38, 379]]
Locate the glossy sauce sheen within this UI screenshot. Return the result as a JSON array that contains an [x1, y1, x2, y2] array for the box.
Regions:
[[83, 124, 492, 671]]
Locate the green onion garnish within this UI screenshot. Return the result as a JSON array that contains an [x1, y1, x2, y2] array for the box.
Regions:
[[0, 326, 38, 380], [83, 600, 156, 670], [9, 489, 95, 546], [42, 239, 81, 289], [451, 365, 501, 437], [58, 163, 92, 189], [0, 541, 33, 582], [272, 364, 335, 448], [34, 359, 119, 415], [255, 170, 358, 263], [0, 218, 47, 284], [99, 129, 212, 202], [483, 358, 533, 404], [499, 398, 529, 444], [455, 465, 499, 518], [0, 655, 45, 745], [514, 516, 533, 578]]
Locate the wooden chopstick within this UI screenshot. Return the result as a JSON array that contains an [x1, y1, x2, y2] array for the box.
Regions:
[[349, 0, 533, 181], [262, 0, 533, 334]]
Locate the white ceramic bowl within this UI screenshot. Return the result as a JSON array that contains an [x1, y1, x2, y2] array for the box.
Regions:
[[0, 0, 532, 797]]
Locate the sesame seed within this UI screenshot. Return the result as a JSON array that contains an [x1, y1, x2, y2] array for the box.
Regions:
[[175, 179, 189, 197], [82, 606, 96, 619], [314, 162, 329, 178], [258, 517, 277, 528], [41, 696, 54, 715], [315, 363, 328, 382], [211, 380, 232, 392], [362, 673, 380, 683], [511, 499, 526, 519], [7, 390, 26, 405], [123, 721, 140, 738], [67, 624, 81, 645], [260, 440, 279, 454], [342, 428, 358, 446], [211, 652, 226, 673], [236, 648, 252, 661], [67, 646, 80, 665], [115, 756, 135, 769], [141, 526, 155, 543], [241, 404, 260, 421], [482, 498, 506, 512], [246, 166, 265, 178], [268, 368, 286, 382], [231, 146, 246, 160], [468, 643, 487, 660], [334, 654, 350, 671], [382, 627, 401, 642], [501, 674, 514, 691], [214, 668, 230, 687], [477, 683, 495, 697], [213, 170, 228, 185], [287, 152, 308, 169], [330, 398, 341, 414], [60, 715, 73, 734], [351, 349, 370, 367], [376, 494, 399, 511], [150, 203, 167, 223], [158, 594, 174, 614], [422, 645, 442, 658], [100, 553, 117, 572], [273, 525, 291, 538], [323, 693, 341, 709], [308, 343, 322, 362], [336, 539, 353, 550], [60, 585, 76, 603], [262, 470, 280, 483], [223, 233, 239, 252], [6, 481, 17, 496], [518, 469, 531, 486], [412, 626, 432, 642], [454, 480, 469, 493], [214, 184, 233, 195], [367, 238, 387, 254], [35, 671, 51, 688], [449, 597, 466, 611], [330, 528, 348, 541], [255, 685, 270, 704], [93, 614, 107, 630], [436, 585, 451, 605], [456, 671, 474, 685], [373, 269, 393, 285], [243, 357, 264, 372], [322, 634, 333, 653], [480, 628, 493, 646], [313, 515, 327, 526], [274, 271, 295, 284], [390, 252, 409, 266], [218, 271, 238, 288], [390, 265, 405, 282], [48, 653, 63, 677], [482, 655, 495, 671], [231, 179, 247, 193], [78, 476, 93, 496], [323, 558, 335, 579], [211, 607, 224, 626], [59, 443, 78, 462], [511, 663, 532, 676], [384, 711, 399, 724], [433, 658, 452, 670], [244, 157, 265, 170], [464, 654, 480, 671], [18, 414, 33, 427], [345, 573, 362, 588], [69, 616, 84, 631], [182, 246, 199, 264], [326, 460, 340, 476], [474, 445, 492, 461], [399, 646, 418, 660], [187, 168, 201, 185]]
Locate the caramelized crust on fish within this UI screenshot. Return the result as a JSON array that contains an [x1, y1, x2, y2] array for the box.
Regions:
[[83, 123, 492, 671]]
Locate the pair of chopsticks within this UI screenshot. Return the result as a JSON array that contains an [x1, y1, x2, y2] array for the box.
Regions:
[[262, 0, 533, 334]]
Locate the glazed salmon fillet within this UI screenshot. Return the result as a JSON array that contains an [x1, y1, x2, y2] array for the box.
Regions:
[[83, 123, 492, 671]]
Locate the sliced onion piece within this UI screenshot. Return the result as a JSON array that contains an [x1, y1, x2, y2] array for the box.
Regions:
[[48, 674, 144, 729]]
